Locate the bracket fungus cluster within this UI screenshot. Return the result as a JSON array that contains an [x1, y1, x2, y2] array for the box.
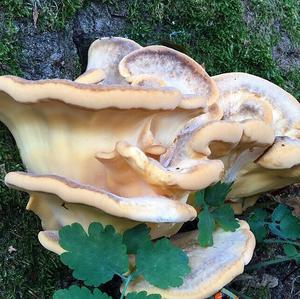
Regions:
[[1, 37, 300, 298]]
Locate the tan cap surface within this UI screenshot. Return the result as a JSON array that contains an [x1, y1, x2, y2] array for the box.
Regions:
[[86, 37, 142, 85], [126, 220, 255, 299], [119, 46, 218, 109], [214, 72, 300, 138], [257, 136, 300, 169], [5, 172, 197, 223]]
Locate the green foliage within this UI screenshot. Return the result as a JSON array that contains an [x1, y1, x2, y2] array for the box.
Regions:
[[53, 286, 112, 299], [246, 204, 300, 270], [123, 224, 151, 254], [204, 182, 234, 207], [59, 223, 128, 286], [0, 20, 22, 76], [0, 0, 86, 30], [195, 182, 239, 247], [126, 291, 161, 299], [136, 239, 190, 289], [283, 244, 298, 258], [247, 204, 300, 242], [212, 204, 239, 232], [56, 222, 190, 298], [197, 205, 215, 247]]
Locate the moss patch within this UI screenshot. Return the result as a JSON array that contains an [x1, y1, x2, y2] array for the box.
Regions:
[[122, 0, 300, 98], [0, 0, 87, 30], [0, 0, 89, 76]]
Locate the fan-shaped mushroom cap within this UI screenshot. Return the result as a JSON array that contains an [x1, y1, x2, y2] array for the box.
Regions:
[[190, 121, 243, 157], [0, 75, 183, 110], [0, 71, 222, 242], [258, 136, 300, 169], [228, 137, 300, 199], [75, 68, 105, 84], [119, 46, 219, 109], [28, 192, 182, 244], [125, 220, 255, 299], [214, 73, 300, 200], [86, 37, 142, 85], [162, 117, 274, 185], [115, 141, 224, 192], [0, 75, 213, 191], [5, 172, 197, 223], [214, 72, 300, 137]]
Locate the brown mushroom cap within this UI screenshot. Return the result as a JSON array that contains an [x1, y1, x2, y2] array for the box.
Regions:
[[125, 220, 255, 299], [119, 46, 218, 109], [5, 172, 197, 223], [213, 72, 300, 138], [86, 37, 142, 85]]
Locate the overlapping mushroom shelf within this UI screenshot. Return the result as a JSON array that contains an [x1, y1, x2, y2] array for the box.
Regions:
[[1, 36, 300, 298]]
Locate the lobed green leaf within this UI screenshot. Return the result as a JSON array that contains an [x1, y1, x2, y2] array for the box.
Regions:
[[194, 190, 205, 207], [126, 291, 162, 299], [123, 224, 151, 254], [197, 206, 215, 247], [53, 286, 112, 299], [272, 204, 290, 222], [280, 214, 300, 240], [212, 204, 240, 232], [136, 238, 190, 289], [204, 182, 233, 207], [248, 221, 267, 243], [59, 222, 128, 287]]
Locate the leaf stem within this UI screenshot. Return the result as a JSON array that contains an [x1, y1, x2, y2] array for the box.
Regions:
[[263, 239, 300, 247], [120, 273, 133, 299], [246, 256, 295, 271]]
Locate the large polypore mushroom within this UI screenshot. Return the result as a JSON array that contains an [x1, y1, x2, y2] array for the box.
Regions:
[[214, 73, 300, 211], [1, 37, 274, 297], [0, 37, 224, 242]]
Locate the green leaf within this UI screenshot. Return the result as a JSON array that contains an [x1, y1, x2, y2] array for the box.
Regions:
[[212, 204, 240, 232], [53, 286, 112, 299], [272, 204, 290, 222], [248, 208, 268, 222], [204, 181, 233, 207], [123, 224, 151, 254], [194, 190, 205, 207], [248, 221, 267, 242], [283, 244, 298, 258], [197, 206, 215, 247], [126, 291, 162, 299], [136, 238, 190, 289], [59, 222, 128, 287], [280, 214, 300, 240]]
